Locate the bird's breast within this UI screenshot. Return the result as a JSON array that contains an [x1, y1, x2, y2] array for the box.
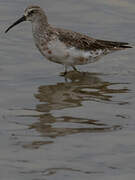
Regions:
[[33, 35, 108, 65], [36, 38, 70, 62]]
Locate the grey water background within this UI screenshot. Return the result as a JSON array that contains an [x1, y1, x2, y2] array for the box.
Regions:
[[0, 0, 135, 179]]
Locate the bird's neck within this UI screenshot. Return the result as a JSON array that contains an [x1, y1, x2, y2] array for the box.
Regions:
[[32, 19, 58, 52], [32, 18, 57, 44], [32, 17, 49, 35]]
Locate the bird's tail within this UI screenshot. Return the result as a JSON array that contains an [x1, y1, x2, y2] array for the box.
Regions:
[[96, 39, 132, 49]]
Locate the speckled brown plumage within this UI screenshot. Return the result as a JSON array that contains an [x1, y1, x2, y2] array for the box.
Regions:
[[56, 28, 131, 51], [5, 5, 132, 75]]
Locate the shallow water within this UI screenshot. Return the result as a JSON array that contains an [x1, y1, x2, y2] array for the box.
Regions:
[[1, 0, 135, 179]]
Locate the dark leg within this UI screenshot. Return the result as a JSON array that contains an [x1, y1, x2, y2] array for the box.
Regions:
[[63, 66, 68, 75], [63, 70, 67, 76], [72, 65, 78, 72], [60, 66, 68, 76]]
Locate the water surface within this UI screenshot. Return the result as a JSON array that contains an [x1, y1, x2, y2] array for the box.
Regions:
[[0, 0, 135, 179]]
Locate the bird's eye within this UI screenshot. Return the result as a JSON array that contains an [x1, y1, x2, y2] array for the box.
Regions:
[[29, 10, 34, 15]]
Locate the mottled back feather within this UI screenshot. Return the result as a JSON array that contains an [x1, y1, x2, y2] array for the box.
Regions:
[[56, 28, 132, 51]]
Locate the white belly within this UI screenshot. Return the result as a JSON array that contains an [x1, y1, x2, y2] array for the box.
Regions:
[[38, 38, 106, 66]]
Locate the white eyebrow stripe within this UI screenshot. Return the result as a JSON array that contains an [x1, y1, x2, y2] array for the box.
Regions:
[[24, 8, 36, 16]]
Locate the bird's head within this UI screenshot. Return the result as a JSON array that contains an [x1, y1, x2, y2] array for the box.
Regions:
[[5, 5, 47, 33]]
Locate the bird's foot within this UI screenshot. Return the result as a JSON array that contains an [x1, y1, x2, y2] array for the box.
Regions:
[[72, 66, 80, 73], [60, 71, 67, 76], [72, 66, 78, 71]]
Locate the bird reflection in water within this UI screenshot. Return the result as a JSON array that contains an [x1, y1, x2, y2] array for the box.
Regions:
[[26, 71, 129, 149]]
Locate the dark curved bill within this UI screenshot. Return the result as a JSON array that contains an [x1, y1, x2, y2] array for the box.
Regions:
[[5, 15, 26, 33]]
